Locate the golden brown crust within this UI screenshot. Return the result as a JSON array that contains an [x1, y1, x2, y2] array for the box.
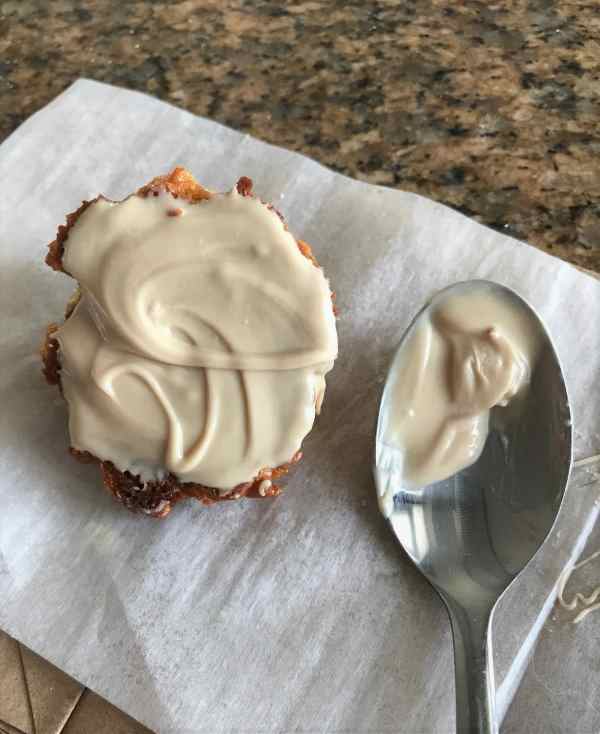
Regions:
[[41, 324, 61, 386], [42, 167, 322, 518], [296, 238, 318, 267], [69, 448, 302, 519], [46, 199, 95, 272], [137, 166, 213, 202]]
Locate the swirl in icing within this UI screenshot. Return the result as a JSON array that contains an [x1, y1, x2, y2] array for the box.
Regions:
[[55, 186, 338, 492]]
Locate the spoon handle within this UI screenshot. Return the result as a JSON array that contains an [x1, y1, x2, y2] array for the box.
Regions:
[[446, 602, 497, 734]]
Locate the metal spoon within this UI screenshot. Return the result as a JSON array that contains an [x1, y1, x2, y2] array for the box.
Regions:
[[373, 280, 572, 734]]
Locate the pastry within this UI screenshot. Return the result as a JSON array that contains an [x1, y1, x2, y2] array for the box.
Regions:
[[42, 167, 338, 517]]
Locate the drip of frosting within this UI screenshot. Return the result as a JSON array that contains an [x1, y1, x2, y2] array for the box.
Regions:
[[557, 549, 600, 624], [56, 187, 338, 491]]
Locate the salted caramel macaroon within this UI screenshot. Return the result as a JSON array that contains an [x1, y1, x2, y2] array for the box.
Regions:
[[42, 168, 338, 518]]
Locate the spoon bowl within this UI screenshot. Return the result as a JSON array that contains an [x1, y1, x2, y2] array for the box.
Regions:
[[374, 280, 572, 734]]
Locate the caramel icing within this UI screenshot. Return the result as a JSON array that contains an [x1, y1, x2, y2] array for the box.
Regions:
[[55, 187, 337, 492], [378, 284, 540, 515]]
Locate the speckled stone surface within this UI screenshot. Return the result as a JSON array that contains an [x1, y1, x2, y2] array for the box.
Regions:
[[1, 0, 600, 272]]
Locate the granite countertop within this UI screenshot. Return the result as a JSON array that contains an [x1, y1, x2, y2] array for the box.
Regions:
[[2, 0, 599, 274]]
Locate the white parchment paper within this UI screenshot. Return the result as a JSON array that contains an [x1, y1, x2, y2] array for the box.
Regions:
[[0, 80, 599, 734]]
